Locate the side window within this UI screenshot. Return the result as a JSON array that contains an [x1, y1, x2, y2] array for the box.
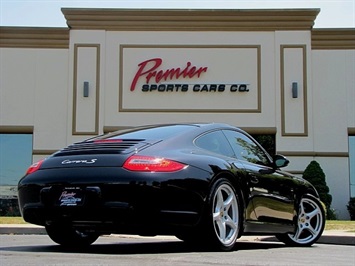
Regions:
[[223, 130, 270, 166], [195, 130, 234, 157]]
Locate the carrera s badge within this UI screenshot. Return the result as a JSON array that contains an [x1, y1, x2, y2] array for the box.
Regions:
[[61, 159, 97, 164]]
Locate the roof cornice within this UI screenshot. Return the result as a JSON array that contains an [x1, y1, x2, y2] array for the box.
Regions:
[[61, 8, 320, 31], [312, 28, 355, 50], [3, 10, 354, 50], [0, 27, 69, 48]]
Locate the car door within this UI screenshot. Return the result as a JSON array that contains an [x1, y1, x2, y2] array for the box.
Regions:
[[194, 130, 257, 221], [222, 130, 296, 225]]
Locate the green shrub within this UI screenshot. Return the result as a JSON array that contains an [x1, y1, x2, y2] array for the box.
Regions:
[[347, 197, 355, 221], [0, 198, 20, 216], [302, 160, 334, 219], [326, 208, 337, 220]]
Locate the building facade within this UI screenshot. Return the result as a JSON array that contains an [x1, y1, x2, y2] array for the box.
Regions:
[[0, 8, 354, 219]]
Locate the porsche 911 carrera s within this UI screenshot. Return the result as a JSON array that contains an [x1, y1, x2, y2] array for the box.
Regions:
[[18, 123, 325, 251]]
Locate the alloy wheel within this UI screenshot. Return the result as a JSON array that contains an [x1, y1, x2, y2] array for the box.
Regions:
[[289, 197, 325, 245], [212, 183, 239, 247]]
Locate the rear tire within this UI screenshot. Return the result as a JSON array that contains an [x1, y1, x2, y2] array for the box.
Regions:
[[45, 223, 99, 247], [276, 195, 325, 246], [206, 178, 241, 251]]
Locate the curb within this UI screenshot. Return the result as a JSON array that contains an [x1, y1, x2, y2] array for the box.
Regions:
[[0, 224, 46, 235], [253, 234, 355, 246], [0, 225, 354, 246]]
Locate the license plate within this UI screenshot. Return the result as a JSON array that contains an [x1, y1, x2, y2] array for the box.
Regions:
[[57, 187, 84, 206]]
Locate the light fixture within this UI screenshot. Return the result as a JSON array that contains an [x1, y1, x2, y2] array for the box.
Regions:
[[83, 81, 89, 97], [292, 82, 298, 98]]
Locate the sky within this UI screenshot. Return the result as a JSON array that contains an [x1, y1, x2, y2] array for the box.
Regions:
[[0, 0, 354, 28]]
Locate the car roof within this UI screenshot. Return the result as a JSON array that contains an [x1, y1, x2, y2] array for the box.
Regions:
[[93, 123, 239, 142]]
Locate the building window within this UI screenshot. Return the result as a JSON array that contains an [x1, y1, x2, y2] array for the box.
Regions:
[[349, 136, 355, 197], [0, 134, 33, 197]]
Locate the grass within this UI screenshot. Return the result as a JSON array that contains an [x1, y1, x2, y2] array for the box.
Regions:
[[325, 220, 355, 232], [0, 217, 354, 232], [0, 217, 27, 224]]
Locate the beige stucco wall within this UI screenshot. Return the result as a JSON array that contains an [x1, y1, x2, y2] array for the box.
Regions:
[[0, 48, 69, 151], [311, 49, 355, 218]]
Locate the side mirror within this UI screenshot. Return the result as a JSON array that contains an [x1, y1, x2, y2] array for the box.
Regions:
[[273, 154, 289, 169]]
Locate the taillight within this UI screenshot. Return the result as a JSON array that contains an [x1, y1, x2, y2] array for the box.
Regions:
[[123, 155, 187, 172], [26, 159, 44, 175]]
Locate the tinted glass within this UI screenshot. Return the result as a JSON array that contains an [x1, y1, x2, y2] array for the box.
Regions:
[[223, 130, 270, 166], [349, 136, 355, 197], [195, 130, 234, 157], [251, 134, 276, 156], [0, 134, 33, 197], [102, 125, 196, 140]]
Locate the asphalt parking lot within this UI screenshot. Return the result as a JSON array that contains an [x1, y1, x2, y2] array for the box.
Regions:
[[1, 223, 354, 245], [1, 234, 354, 266]]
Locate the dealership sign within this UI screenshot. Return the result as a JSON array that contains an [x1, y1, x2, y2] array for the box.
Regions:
[[119, 45, 260, 112], [130, 58, 249, 93]]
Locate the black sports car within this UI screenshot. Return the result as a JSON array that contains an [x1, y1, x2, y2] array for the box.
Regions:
[[18, 123, 325, 251]]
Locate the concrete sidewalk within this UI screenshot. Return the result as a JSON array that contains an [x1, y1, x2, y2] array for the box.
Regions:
[[0, 224, 354, 245]]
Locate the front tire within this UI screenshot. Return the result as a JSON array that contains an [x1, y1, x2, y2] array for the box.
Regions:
[[45, 223, 99, 247], [207, 178, 241, 251], [277, 195, 325, 246]]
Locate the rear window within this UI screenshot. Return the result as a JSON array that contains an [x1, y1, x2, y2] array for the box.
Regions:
[[102, 125, 196, 141], [195, 130, 234, 157]]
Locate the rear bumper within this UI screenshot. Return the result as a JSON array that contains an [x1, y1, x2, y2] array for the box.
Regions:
[[21, 201, 200, 235], [18, 167, 210, 234]]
